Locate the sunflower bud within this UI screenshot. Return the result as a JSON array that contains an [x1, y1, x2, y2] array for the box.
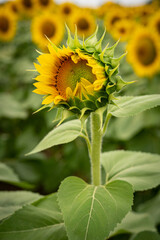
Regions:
[[33, 26, 127, 119]]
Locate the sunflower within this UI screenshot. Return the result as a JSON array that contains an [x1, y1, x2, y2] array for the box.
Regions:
[[58, 2, 77, 20], [34, 0, 54, 11], [69, 9, 96, 38], [6, 0, 20, 16], [134, 4, 155, 26], [149, 10, 160, 37], [104, 8, 126, 32], [31, 12, 64, 51], [127, 27, 160, 77], [111, 19, 135, 42], [96, 2, 119, 19], [0, 7, 17, 41], [18, 0, 36, 17], [33, 27, 128, 116]]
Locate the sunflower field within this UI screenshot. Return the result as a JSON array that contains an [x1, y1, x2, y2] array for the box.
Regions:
[[0, 0, 160, 240]]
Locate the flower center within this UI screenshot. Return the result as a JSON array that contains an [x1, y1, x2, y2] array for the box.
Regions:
[[39, 0, 49, 6], [77, 18, 90, 31], [22, 0, 32, 8], [41, 20, 56, 38], [11, 3, 18, 13], [56, 57, 96, 98], [119, 27, 126, 34], [111, 16, 120, 25], [0, 16, 9, 33], [136, 37, 157, 65], [156, 20, 160, 34], [63, 6, 71, 15]]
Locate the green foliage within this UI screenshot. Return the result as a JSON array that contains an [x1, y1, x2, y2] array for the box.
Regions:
[[137, 192, 160, 225], [27, 120, 82, 155], [58, 176, 133, 240], [0, 193, 67, 240], [130, 231, 160, 240], [109, 95, 160, 117], [0, 93, 27, 119], [111, 212, 156, 237], [101, 150, 160, 191], [0, 163, 34, 190], [0, 191, 42, 220]]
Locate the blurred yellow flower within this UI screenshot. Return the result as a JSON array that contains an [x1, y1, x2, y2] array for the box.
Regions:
[[0, 7, 17, 41], [18, 0, 36, 17], [127, 27, 160, 77], [31, 12, 64, 51], [111, 19, 135, 42], [149, 10, 160, 38], [104, 8, 126, 32], [6, 0, 20, 16], [59, 2, 77, 20], [35, 0, 55, 11], [69, 9, 96, 38]]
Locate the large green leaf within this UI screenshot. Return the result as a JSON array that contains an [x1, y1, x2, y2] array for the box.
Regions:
[[106, 108, 160, 141], [109, 95, 160, 117], [58, 176, 133, 240], [0, 193, 67, 240], [0, 163, 34, 190], [101, 150, 160, 191], [130, 231, 160, 240], [110, 211, 156, 237], [27, 119, 82, 155], [137, 192, 160, 225], [0, 93, 27, 119], [0, 191, 42, 221]]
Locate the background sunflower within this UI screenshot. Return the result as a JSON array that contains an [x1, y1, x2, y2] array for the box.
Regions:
[[69, 9, 96, 38], [31, 12, 64, 50], [0, 7, 17, 41], [127, 27, 160, 77]]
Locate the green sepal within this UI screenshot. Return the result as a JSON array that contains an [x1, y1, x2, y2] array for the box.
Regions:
[[111, 52, 127, 68], [52, 107, 63, 124], [103, 40, 119, 58], [74, 96, 85, 110], [92, 51, 100, 60], [106, 83, 116, 94], [79, 107, 91, 120], [56, 108, 75, 126], [66, 25, 82, 50], [99, 43, 109, 62], [109, 64, 119, 78], [84, 26, 98, 48], [33, 102, 54, 114], [95, 30, 106, 52], [45, 35, 59, 52], [84, 99, 97, 110]]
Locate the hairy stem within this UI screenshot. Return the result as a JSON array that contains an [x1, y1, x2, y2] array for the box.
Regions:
[[91, 112, 102, 186]]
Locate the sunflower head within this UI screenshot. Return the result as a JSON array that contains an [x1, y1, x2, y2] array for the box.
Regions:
[[127, 27, 160, 77], [31, 12, 64, 51], [0, 7, 17, 41], [68, 9, 96, 38], [33, 26, 128, 120]]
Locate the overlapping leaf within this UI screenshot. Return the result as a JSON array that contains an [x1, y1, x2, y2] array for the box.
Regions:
[[0, 191, 42, 220], [58, 176, 133, 240], [101, 150, 160, 191], [110, 211, 156, 237], [109, 95, 160, 117], [0, 163, 34, 190], [0, 193, 67, 240], [27, 119, 82, 155]]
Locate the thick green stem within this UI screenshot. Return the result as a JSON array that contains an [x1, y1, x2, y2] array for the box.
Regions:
[[91, 112, 102, 186]]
